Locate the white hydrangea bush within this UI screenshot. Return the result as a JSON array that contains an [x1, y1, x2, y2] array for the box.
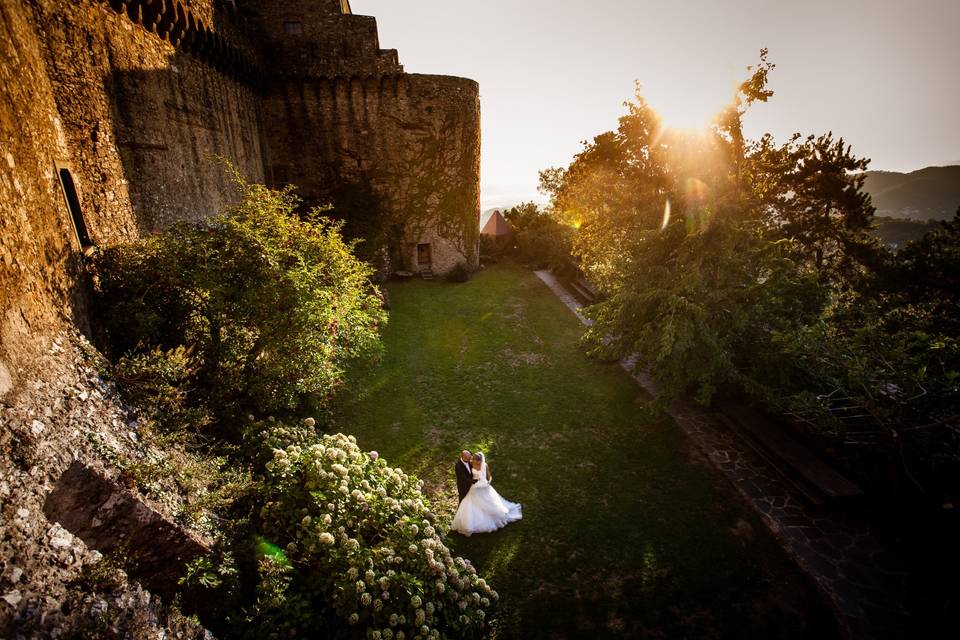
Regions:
[[258, 432, 498, 639]]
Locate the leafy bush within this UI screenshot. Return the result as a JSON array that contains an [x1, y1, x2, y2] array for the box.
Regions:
[[248, 432, 498, 639], [445, 262, 471, 283], [478, 235, 502, 262], [114, 347, 207, 435], [775, 301, 960, 498], [242, 415, 322, 467], [502, 202, 573, 269], [93, 173, 386, 421], [583, 219, 825, 404]]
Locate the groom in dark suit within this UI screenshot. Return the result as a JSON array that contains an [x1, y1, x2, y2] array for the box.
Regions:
[[455, 449, 476, 503]]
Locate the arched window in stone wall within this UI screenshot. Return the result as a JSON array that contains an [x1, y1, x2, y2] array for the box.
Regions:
[[55, 163, 93, 252]]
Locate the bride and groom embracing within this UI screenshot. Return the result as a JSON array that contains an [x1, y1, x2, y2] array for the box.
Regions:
[[452, 449, 522, 536]]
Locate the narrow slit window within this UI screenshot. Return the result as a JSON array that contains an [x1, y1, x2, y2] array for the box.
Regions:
[[57, 167, 93, 250], [284, 20, 303, 36]]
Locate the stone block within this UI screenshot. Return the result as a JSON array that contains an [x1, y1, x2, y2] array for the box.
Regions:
[[43, 460, 210, 600]]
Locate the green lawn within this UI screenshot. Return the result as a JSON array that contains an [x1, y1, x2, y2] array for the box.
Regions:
[[333, 264, 837, 639]]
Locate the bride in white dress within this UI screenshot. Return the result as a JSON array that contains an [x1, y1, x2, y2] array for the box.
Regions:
[[451, 452, 522, 535]]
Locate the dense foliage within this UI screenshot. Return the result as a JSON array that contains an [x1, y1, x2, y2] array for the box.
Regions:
[[540, 51, 959, 502], [245, 430, 498, 639], [94, 174, 385, 422], [501, 202, 573, 270], [872, 216, 940, 249], [91, 175, 499, 639]]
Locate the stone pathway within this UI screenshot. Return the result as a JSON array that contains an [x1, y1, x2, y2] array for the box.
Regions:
[[534, 270, 909, 640]]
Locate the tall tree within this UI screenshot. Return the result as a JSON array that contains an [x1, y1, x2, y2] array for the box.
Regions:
[[754, 132, 884, 286], [539, 52, 834, 403]]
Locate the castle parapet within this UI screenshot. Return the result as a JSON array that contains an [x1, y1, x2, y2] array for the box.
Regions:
[[242, 1, 403, 78]]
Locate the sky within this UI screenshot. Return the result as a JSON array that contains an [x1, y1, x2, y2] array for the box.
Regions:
[[351, 0, 960, 210]]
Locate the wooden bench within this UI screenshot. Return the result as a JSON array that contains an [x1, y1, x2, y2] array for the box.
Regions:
[[716, 403, 864, 506]]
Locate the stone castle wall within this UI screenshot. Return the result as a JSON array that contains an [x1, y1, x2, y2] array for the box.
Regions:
[[1, 2, 480, 631], [260, 72, 481, 271], [242, 0, 480, 272], [0, 0, 83, 397], [43, 0, 266, 233], [242, 0, 402, 78], [0, 0, 265, 399], [1, 0, 481, 398]]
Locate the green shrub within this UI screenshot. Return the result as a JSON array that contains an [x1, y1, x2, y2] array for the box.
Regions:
[[242, 416, 321, 468], [251, 432, 497, 639], [114, 347, 208, 435], [478, 235, 501, 260], [445, 262, 471, 283], [502, 202, 573, 269], [93, 173, 386, 421]]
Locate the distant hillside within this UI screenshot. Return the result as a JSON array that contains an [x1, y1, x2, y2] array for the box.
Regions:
[[863, 166, 960, 221], [872, 217, 941, 249]]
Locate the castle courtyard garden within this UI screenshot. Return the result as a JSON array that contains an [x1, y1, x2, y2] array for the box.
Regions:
[[334, 264, 839, 639]]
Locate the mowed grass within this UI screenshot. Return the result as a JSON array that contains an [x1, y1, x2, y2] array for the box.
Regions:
[[333, 264, 837, 639]]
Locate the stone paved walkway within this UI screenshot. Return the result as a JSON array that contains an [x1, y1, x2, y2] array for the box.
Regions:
[[534, 270, 909, 640]]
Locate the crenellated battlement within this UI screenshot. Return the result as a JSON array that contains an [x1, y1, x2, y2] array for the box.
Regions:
[[239, 0, 403, 78], [98, 0, 261, 80]]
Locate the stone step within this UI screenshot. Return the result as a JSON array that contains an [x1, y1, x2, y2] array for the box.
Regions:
[[715, 412, 827, 506]]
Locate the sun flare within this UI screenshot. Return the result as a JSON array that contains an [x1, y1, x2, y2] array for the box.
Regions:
[[645, 77, 738, 131]]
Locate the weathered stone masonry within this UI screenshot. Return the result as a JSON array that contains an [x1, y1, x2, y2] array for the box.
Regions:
[[1, 0, 481, 397], [249, 0, 481, 274], [1, 0, 267, 397], [0, 1, 479, 634], [260, 73, 481, 276]]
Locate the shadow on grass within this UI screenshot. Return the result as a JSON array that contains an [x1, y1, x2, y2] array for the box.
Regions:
[[334, 264, 839, 639]]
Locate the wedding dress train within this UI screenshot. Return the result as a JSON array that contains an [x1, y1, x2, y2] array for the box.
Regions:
[[451, 462, 522, 535]]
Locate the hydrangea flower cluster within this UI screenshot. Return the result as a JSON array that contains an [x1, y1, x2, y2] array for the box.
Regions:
[[258, 431, 498, 639]]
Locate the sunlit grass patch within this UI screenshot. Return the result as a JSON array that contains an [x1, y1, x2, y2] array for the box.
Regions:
[[335, 264, 838, 639]]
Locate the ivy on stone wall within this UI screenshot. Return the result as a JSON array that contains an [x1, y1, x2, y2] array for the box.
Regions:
[[391, 118, 479, 269]]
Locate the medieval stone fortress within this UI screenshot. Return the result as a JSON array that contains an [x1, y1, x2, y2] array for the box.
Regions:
[[1, 0, 479, 390], [1, 1, 480, 634], [6, 1, 944, 638]]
